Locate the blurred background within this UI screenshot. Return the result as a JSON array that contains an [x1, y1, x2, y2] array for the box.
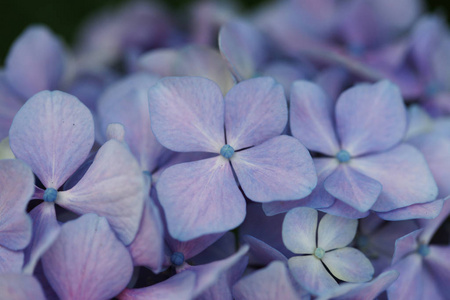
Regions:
[[1, 0, 449, 62]]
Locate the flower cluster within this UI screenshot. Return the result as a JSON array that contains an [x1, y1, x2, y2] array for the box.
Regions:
[[0, 0, 449, 299]]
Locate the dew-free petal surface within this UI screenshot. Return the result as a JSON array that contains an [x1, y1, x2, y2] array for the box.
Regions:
[[137, 48, 179, 77], [42, 214, 133, 300], [166, 232, 225, 262], [387, 254, 423, 300], [0, 246, 23, 273], [56, 140, 145, 245], [391, 229, 422, 265], [322, 247, 374, 282], [156, 156, 246, 241], [319, 199, 370, 219], [318, 213, 358, 251], [0, 76, 23, 140], [242, 235, 288, 265], [232, 135, 316, 202], [425, 245, 450, 293], [418, 199, 450, 244], [290, 80, 340, 155], [9, 90, 94, 189], [148, 76, 225, 153], [225, 77, 287, 150], [0, 274, 46, 300], [377, 198, 444, 221], [335, 80, 406, 156], [5, 26, 64, 99], [282, 207, 317, 254]]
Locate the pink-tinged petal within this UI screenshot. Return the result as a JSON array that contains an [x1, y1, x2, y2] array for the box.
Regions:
[[0, 159, 33, 250], [5, 26, 65, 99], [322, 248, 374, 282], [174, 45, 235, 95], [0, 75, 23, 140], [318, 213, 357, 251], [23, 203, 60, 275], [316, 270, 399, 300], [148, 76, 225, 153], [319, 199, 370, 219], [242, 235, 288, 265], [127, 197, 165, 273], [225, 77, 287, 150], [324, 165, 382, 212], [118, 271, 196, 300], [352, 144, 438, 212], [391, 229, 422, 265], [282, 207, 317, 254], [288, 255, 339, 295], [97, 73, 166, 172], [387, 254, 423, 300], [156, 156, 246, 241], [57, 139, 145, 245], [0, 274, 46, 300], [426, 245, 450, 293], [290, 80, 340, 155], [167, 232, 225, 262], [335, 80, 406, 156], [218, 20, 265, 81], [232, 135, 316, 202], [42, 214, 133, 300], [137, 48, 179, 77], [418, 199, 450, 244], [377, 198, 444, 221], [233, 261, 300, 300], [9, 90, 94, 189], [0, 246, 23, 273]]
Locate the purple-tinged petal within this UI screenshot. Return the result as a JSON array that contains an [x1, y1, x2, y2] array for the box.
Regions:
[[317, 270, 399, 300], [191, 232, 236, 265], [262, 61, 307, 97], [432, 36, 450, 90], [315, 67, 349, 101], [118, 271, 196, 300], [167, 232, 225, 262], [127, 197, 165, 273], [157, 156, 245, 241], [233, 261, 301, 300], [57, 139, 145, 245], [5, 26, 65, 99], [0, 159, 33, 250], [42, 214, 133, 300], [290, 80, 340, 155], [387, 254, 423, 300], [232, 135, 316, 202], [137, 48, 179, 77], [225, 77, 287, 150], [97, 73, 166, 172], [377, 198, 444, 221], [425, 245, 450, 293], [318, 214, 357, 251], [418, 199, 450, 244], [288, 254, 338, 295], [9, 90, 94, 189], [242, 235, 288, 265], [218, 20, 265, 81], [391, 229, 422, 265], [282, 207, 317, 254], [148, 76, 225, 153], [0, 75, 23, 140], [324, 165, 382, 212], [23, 203, 60, 275], [322, 247, 374, 282], [0, 274, 46, 300], [352, 144, 438, 212], [174, 45, 235, 95], [421, 264, 447, 300], [0, 246, 23, 273], [336, 80, 406, 156], [319, 199, 370, 219]]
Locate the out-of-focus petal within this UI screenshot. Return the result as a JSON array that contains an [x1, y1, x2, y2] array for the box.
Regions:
[[0, 76, 23, 140], [9, 90, 94, 189], [156, 156, 245, 241], [318, 213, 358, 251], [232, 135, 316, 202], [57, 140, 145, 245], [0, 274, 46, 300], [335, 80, 406, 156], [5, 26, 65, 99], [322, 247, 374, 282], [282, 207, 317, 254], [137, 48, 179, 77], [290, 80, 340, 155], [225, 77, 287, 150], [42, 214, 133, 300], [148, 76, 225, 153]]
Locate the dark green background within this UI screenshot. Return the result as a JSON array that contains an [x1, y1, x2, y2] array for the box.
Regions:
[[0, 0, 448, 62]]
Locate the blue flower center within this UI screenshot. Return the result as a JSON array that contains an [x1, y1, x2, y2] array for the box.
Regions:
[[336, 150, 351, 163], [170, 252, 185, 266], [43, 188, 57, 202], [417, 244, 430, 257], [220, 144, 235, 159], [314, 247, 325, 259]]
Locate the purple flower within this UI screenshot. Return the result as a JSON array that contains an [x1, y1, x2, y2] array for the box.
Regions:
[[0, 274, 46, 300], [148, 76, 316, 240]]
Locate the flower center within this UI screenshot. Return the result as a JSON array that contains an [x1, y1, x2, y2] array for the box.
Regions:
[[220, 144, 235, 159], [314, 247, 325, 259], [417, 244, 430, 257], [336, 150, 351, 163], [170, 252, 185, 266], [43, 188, 57, 203]]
